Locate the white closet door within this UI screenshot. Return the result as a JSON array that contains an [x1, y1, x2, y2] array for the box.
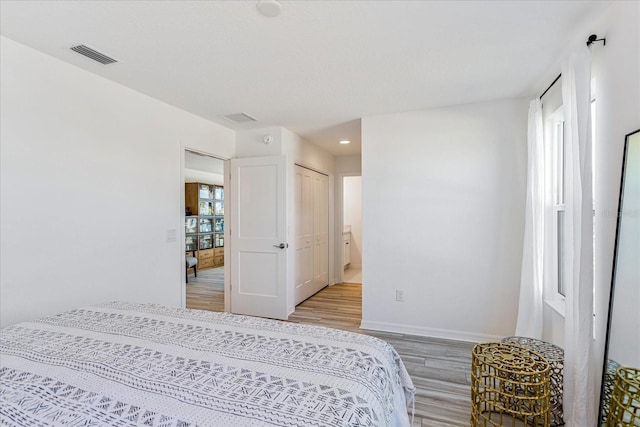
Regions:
[[313, 171, 329, 293], [294, 165, 314, 305]]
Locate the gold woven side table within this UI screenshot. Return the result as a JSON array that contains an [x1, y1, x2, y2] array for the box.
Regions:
[[602, 359, 623, 424], [502, 337, 564, 426], [607, 366, 640, 427], [471, 342, 551, 427]]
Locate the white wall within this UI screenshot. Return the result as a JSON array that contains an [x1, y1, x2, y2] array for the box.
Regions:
[[591, 0, 640, 370], [343, 176, 362, 269], [0, 36, 235, 327], [235, 126, 283, 159], [281, 128, 335, 175], [360, 98, 528, 341], [535, 0, 640, 388], [335, 155, 362, 175]]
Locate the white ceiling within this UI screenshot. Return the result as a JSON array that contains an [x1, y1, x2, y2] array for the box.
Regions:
[[0, 0, 609, 156]]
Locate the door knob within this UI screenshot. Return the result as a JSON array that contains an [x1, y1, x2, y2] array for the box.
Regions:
[[273, 243, 288, 249]]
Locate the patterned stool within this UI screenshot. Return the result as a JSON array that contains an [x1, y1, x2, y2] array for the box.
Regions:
[[502, 337, 564, 426], [471, 342, 551, 427]]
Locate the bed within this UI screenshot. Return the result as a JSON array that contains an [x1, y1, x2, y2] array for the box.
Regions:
[[0, 302, 415, 426]]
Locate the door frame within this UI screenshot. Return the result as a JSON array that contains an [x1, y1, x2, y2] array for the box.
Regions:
[[336, 172, 362, 284], [180, 147, 231, 312]]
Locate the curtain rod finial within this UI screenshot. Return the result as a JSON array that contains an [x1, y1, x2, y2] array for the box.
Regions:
[[587, 34, 606, 47]]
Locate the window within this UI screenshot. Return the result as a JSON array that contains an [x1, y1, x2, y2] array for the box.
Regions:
[[550, 101, 596, 300], [551, 112, 566, 298]]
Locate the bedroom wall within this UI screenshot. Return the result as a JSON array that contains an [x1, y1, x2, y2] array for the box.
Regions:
[[535, 0, 640, 382], [0, 36, 235, 327], [543, 1, 640, 404], [235, 126, 284, 158], [360, 98, 528, 341], [531, 3, 640, 417], [590, 0, 640, 372], [594, 1, 640, 370]]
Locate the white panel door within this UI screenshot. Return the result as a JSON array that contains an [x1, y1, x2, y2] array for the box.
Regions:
[[229, 156, 288, 320], [294, 165, 314, 305], [313, 171, 329, 293]]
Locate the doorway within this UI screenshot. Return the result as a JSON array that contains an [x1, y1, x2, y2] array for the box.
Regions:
[[183, 150, 226, 312], [342, 175, 362, 284]]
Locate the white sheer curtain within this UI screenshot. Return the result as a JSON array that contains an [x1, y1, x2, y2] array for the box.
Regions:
[[561, 46, 595, 427], [515, 99, 545, 339]]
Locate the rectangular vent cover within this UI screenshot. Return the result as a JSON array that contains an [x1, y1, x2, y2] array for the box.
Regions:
[[70, 45, 118, 65], [224, 113, 257, 123]]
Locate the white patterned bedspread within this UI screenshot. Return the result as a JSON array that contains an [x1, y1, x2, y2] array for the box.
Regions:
[[0, 302, 415, 426]]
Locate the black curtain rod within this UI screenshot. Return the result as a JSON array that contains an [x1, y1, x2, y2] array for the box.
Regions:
[[540, 73, 562, 99], [538, 34, 605, 100]]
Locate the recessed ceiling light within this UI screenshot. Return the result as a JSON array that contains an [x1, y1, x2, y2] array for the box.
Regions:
[[339, 140, 351, 145], [257, 0, 283, 18]]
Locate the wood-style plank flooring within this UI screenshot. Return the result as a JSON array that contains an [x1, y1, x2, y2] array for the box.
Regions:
[[186, 282, 473, 426], [185, 268, 224, 312]]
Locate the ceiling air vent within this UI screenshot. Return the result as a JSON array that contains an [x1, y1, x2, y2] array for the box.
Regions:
[[224, 113, 257, 123], [70, 44, 118, 65]]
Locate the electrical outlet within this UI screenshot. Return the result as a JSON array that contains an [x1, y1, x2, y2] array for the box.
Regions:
[[395, 290, 404, 302], [166, 229, 177, 242]]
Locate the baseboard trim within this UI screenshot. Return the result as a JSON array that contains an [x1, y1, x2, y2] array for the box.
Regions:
[[359, 320, 503, 343]]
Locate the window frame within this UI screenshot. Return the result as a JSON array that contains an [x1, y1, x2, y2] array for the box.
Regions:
[[549, 108, 566, 302]]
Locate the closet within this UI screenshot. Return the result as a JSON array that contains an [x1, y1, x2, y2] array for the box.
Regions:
[[294, 165, 328, 305]]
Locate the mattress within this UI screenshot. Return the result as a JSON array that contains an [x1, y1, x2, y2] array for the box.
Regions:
[[0, 302, 415, 426]]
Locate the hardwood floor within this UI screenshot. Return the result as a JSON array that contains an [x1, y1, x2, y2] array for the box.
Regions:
[[289, 284, 473, 427], [186, 282, 474, 426], [185, 268, 224, 312]]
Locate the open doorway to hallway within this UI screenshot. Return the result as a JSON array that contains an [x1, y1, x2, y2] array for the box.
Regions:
[[342, 175, 362, 284], [184, 150, 225, 312]]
